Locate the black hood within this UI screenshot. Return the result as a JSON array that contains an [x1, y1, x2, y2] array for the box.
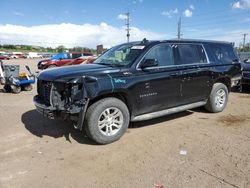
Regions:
[[38, 64, 119, 81]]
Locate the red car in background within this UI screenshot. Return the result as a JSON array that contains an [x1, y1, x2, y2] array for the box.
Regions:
[[37, 52, 95, 69], [0, 55, 10, 60]]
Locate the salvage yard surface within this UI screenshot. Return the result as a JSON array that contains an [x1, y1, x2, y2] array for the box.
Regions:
[[0, 59, 250, 188]]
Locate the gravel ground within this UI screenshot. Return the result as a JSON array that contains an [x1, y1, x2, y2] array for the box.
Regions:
[[0, 59, 250, 188]]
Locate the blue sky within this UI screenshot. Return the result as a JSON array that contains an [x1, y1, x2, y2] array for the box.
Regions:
[[0, 0, 250, 47]]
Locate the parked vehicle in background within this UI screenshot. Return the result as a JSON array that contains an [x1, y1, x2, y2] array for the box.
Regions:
[[37, 52, 94, 69], [26, 52, 42, 59], [83, 56, 98, 64], [0, 52, 10, 60], [10, 52, 26, 59], [0, 54, 10, 60], [0, 55, 10, 60], [40, 53, 53, 58], [34, 39, 242, 144], [241, 57, 250, 88]]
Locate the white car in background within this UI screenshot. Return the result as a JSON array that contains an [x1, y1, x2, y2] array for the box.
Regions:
[[26, 52, 42, 58]]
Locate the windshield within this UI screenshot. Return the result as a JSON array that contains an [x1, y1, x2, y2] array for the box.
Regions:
[[94, 44, 145, 67]]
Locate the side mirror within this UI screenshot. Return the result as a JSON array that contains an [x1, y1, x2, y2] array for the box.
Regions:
[[140, 59, 158, 69]]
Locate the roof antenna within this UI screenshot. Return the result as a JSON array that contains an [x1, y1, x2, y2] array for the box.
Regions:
[[141, 38, 148, 44]]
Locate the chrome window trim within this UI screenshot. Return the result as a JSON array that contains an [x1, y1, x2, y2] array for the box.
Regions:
[[136, 42, 211, 71]]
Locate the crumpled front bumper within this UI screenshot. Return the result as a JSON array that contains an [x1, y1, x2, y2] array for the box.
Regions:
[[231, 74, 243, 87], [242, 71, 250, 85], [33, 95, 56, 119], [33, 95, 89, 130]]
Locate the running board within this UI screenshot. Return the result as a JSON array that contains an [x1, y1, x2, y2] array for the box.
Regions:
[[131, 101, 207, 122]]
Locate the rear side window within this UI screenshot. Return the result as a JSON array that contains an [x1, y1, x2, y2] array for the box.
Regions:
[[144, 44, 174, 66], [83, 53, 92, 56], [207, 43, 238, 64], [174, 44, 207, 65], [72, 53, 82, 59]]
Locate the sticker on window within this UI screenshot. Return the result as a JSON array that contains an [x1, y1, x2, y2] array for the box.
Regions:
[[131, 46, 145, 50]]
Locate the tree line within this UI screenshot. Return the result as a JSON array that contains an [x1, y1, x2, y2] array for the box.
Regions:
[[0, 44, 96, 54]]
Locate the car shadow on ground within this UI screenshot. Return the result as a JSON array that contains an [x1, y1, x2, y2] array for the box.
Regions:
[[22, 109, 195, 144], [231, 85, 250, 94], [21, 110, 97, 145]]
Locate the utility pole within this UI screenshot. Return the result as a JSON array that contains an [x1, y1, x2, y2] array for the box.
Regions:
[[125, 10, 131, 43], [242, 33, 248, 49], [177, 17, 182, 40]]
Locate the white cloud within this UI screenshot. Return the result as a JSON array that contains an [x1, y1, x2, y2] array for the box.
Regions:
[[117, 14, 128, 20], [183, 9, 193, 17], [161, 8, 178, 18], [133, 0, 143, 4], [232, 1, 243, 8], [189, 5, 195, 10], [243, 17, 250, 22], [12, 11, 24, 16], [232, 0, 250, 9], [0, 23, 166, 48]]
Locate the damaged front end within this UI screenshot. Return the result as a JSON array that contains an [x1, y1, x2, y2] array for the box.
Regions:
[[33, 77, 89, 130]]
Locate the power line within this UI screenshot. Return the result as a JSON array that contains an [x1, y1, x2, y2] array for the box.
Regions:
[[186, 31, 244, 39], [183, 10, 249, 25], [182, 12, 250, 28]]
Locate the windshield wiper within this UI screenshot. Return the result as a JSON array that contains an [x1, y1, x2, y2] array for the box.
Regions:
[[97, 59, 125, 67], [97, 62, 112, 66]]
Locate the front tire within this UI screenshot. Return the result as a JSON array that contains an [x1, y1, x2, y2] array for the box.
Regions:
[[205, 83, 228, 113], [84, 97, 130, 144], [12, 85, 21, 94]]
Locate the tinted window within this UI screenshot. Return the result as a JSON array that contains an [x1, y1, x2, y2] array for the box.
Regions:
[[72, 53, 82, 59], [207, 43, 238, 64], [174, 44, 207, 65], [83, 53, 91, 56], [144, 44, 174, 66]]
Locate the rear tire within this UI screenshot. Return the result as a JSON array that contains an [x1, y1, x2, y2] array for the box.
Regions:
[[3, 85, 11, 92], [84, 97, 130, 144], [205, 83, 228, 113]]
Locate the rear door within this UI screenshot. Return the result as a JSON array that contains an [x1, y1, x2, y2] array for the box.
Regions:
[[71, 53, 84, 65], [174, 43, 212, 104], [57, 53, 72, 66]]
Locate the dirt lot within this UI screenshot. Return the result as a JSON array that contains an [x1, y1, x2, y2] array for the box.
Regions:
[[0, 59, 250, 188]]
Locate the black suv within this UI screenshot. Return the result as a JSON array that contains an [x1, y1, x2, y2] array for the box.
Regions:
[[34, 39, 242, 144]]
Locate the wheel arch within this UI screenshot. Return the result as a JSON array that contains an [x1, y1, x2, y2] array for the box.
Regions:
[[214, 77, 231, 92], [88, 92, 132, 117]]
